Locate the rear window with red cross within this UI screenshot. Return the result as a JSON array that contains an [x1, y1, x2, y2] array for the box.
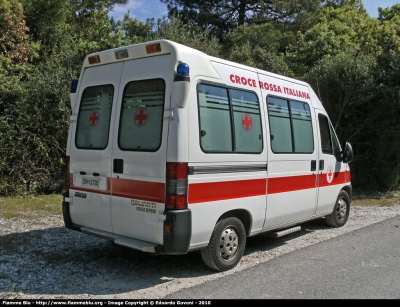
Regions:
[[118, 79, 165, 151], [75, 84, 114, 149]]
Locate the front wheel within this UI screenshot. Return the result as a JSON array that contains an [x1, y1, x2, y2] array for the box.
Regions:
[[325, 190, 350, 227], [201, 216, 246, 272]]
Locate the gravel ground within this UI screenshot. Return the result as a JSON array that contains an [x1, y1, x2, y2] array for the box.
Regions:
[[1, 202, 399, 300]]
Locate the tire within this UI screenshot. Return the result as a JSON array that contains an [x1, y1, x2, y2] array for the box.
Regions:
[[201, 216, 246, 272], [325, 190, 350, 228]]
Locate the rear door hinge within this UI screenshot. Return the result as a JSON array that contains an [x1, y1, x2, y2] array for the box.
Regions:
[[159, 210, 167, 222], [164, 109, 174, 120]]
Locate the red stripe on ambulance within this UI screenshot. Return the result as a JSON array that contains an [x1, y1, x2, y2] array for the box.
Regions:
[[111, 178, 165, 203], [188, 178, 267, 204], [267, 174, 317, 194], [318, 171, 348, 187]]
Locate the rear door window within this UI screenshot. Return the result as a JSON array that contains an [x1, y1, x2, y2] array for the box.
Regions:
[[75, 84, 114, 149], [118, 79, 165, 151]]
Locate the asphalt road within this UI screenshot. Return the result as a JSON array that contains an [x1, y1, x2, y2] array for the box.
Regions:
[[166, 215, 400, 299]]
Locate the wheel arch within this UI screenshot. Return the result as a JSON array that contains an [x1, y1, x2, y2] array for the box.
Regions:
[[342, 185, 352, 202], [218, 209, 252, 237]]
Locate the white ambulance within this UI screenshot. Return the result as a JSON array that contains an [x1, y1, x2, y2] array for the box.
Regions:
[[63, 39, 354, 272]]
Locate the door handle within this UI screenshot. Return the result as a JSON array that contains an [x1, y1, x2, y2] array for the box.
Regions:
[[311, 160, 316, 171], [319, 160, 324, 170], [113, 159, 124, 174]]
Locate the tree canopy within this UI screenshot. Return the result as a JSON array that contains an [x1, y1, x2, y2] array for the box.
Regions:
[[0, 0, 399, 195]]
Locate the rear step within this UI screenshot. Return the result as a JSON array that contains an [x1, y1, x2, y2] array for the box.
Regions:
[[81, 226, 158, 253], [265, 226, 302, 238]]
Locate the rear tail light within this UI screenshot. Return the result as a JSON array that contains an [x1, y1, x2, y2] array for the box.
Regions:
[[65, 156, 70, 192], [166, 162, 188, 210]]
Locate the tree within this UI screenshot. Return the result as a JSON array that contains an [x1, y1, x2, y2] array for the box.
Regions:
[[378, 3, 400, 22], [160, 0, 322, 39], [149, 17, 221, 57], [115, 12, 151, 42], [286, 0, 369, 74], [0, 0, 34, 63]]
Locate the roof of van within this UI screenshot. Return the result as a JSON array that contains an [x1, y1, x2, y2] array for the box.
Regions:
[[83, 39, 325, 110]]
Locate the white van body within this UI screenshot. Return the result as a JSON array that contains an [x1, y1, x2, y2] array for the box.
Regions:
[[63, 40, 353, 271]]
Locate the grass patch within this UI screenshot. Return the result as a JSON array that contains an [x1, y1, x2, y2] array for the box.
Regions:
[[352, 189, 400, 207], [0, 190, 398, 220], [0, 194, 62, 219]]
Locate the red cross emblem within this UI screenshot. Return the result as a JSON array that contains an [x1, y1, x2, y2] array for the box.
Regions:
[[242, 113, 253, 131], [89, 110, 99, 127], [327, 165, 334, 183], [135, 108, 148, 127]]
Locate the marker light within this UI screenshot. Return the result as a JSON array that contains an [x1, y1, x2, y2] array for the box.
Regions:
[[175, 63, 190, 82], [70, 80, 78, 93], [88, 55, 100, 64], [145, 43, 161, 54], [115, 49, 128, 59]]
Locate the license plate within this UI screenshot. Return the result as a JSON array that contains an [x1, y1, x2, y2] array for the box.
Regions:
[[81, 177, 99, 188]]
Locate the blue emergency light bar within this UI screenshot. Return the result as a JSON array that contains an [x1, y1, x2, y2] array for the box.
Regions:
[[175, 63, 190, 82], [70, 79, 79, 93]]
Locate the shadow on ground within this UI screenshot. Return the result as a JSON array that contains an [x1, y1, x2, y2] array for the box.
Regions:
[[0, 218, 329, 296]]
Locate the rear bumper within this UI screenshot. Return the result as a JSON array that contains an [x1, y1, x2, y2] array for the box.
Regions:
[[62, 192, 81, 231], [158, 209, 192, 255], [62, 192, 192, 255]]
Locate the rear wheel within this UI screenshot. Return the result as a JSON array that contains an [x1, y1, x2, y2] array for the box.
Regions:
[[325, 190, 350, 227], [201, 216, 246, 272]]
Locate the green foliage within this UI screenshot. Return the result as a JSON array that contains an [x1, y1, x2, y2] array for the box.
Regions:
[[378, 3, 400, 22], [116, 13, 151, 42], [0, 57, 72, 195], [304, 51, 400, 190], [0, 0, 35, 63], [224, 23, 294, 76], [148, 17, 221, 57], [161, 0, 322, 40], [0, 0, 399, 194], [287, 1, 370, 74]]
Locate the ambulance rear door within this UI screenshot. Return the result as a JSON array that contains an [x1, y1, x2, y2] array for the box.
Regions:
[[69, 62, 123, 232], [110, 55, 172, 244]]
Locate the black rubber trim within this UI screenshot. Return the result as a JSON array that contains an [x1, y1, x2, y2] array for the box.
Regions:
[[62, 192, 81, 232], [188, 164, 267, 175], [158, 209, 191, 255], [174, 76, 190, 82], [347, 185, 353, 201]]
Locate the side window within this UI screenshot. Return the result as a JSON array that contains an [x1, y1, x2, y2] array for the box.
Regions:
[[267, 96, 314, 153], [290, 100, 313, 153], [231, 89, 262, 153], [198, 83, 263, 153], [318, 114, 333, 154], [198, 84, 232, 152], [119, 79, 165, 151], [330, 121, 341, 154], [267, 97, 292, 152], [76, 84, 114, 149]]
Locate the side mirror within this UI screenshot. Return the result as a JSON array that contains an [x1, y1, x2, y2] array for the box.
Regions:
[[342, 142, 353, 163]]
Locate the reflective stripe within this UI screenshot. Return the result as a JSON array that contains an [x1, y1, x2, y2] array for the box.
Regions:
[[111, 178, 165, 203], [188, 178, 267, 204]]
